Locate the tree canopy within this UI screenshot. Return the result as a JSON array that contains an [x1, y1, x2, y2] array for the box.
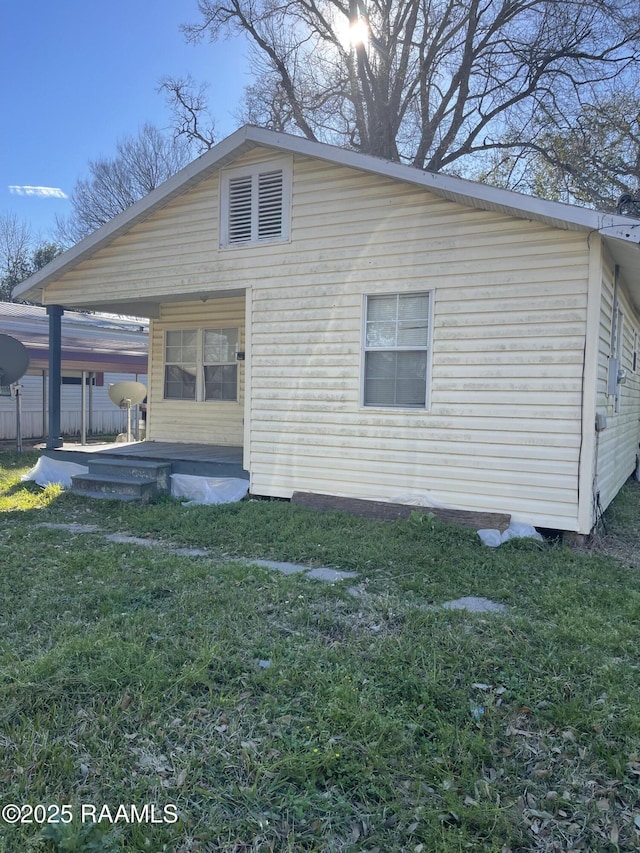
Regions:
[[478, 91, 640, 212], [174, 0, 640, 181], [0, 213, 62, 302], [56, 124, 193, 245]]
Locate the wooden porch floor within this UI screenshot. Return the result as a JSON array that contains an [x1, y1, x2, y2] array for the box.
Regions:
[[44, 440, 248, 480]]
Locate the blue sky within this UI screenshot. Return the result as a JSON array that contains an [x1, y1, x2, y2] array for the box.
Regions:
[[0, 0, 249, 240]]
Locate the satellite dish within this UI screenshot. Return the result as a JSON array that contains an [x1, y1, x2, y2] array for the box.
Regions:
[[108, 380, 147, 408], [109, 380, 147, 443], [0, 334, 30, 385]]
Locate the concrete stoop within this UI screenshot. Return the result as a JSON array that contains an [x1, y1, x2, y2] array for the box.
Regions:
[[71, 457, 172, 504]]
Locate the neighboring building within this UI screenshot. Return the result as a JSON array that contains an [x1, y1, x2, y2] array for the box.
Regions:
[[14, 126, 640, 533], [0, 302, 147, 440]]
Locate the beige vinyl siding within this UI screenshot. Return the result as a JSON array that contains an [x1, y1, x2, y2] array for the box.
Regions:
[[41, 148, 591, 528], [42, 150, 289, 308], [245, 157, 589, 530], [147, 298, 245, 444], [595, 257, 640, 511]]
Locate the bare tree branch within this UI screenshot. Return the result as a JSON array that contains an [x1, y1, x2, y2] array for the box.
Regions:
[[170, 0, 640, 186], [55, 125, 192, 246], [159, 76, 217, 152]]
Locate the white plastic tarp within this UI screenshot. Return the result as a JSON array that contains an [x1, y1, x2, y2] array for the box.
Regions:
[[170, 473, 248, 505], [477, 521, 544, 548], [21, 456, 88, 489], [389, 492, 450, 509]]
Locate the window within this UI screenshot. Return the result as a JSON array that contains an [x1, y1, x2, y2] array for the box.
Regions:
[[633, 329, 638, 373], [220, 159, 291, 247], [164, 330, 197, 400], [203, 328, 238, 401], [363, 292, 431, 408], [164, 329, 238, 401]]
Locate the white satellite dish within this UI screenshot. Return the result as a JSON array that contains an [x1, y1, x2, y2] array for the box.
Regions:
[[108, 380, 147, 408], [108, 381, 146, 441]]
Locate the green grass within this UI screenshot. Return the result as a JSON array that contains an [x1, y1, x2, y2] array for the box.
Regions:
[[0, 451, 639, 852]]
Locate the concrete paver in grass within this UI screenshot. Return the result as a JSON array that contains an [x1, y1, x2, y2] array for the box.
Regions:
[[104, 533, 159, 547], [34, 523, 358, 585], [245, 559, 358, 582], [33, 525, 511, 608], [174, 547, 211, 557], [306, 566, 359, 582], [441, 596, 507, 613]]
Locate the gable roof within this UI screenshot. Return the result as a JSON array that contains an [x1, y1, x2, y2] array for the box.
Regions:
[[14, 125, 640, 311]]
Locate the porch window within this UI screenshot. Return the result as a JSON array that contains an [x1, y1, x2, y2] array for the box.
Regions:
[[220, 159, 291, 247], [203, 328, 238, 401], [363, 292, 431, 408], [164, 330, 197, 400], [164, 329, 238, 401]]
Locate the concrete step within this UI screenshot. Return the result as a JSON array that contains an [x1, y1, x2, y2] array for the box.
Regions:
[[71, 489, 142, 503], [71, 472, 159, 503], [85, 457, 171, 491]]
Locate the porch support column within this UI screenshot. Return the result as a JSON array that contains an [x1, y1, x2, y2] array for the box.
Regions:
[[46, 304, 64, 449]]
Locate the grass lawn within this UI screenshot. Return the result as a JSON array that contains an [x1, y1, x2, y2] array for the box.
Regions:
[[0, 451, 639, 852]]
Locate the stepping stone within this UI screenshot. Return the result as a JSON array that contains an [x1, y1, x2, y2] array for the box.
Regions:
[[305, 567, 359, 582], [441, 596, 507, 613], [174, 547, 210, 557], [105, 534, 159, 547], [247, 559, 307, 575]]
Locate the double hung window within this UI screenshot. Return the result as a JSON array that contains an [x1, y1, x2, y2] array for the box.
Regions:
[[203, 328, 238, 400], [363, 292, 431, 408], [164, 328, 238, 401]]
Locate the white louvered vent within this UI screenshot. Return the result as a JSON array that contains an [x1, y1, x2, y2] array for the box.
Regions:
[[228, 175, 253, 244], [257, 170, 283, 239], [222, 160, 290, 247]]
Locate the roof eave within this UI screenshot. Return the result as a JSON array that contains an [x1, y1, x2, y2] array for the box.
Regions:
[[13, 125, 640, 303], [13, 126, 259, 301]]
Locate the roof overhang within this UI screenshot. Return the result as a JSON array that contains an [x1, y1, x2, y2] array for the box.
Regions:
[[14, 125, 640, 313]]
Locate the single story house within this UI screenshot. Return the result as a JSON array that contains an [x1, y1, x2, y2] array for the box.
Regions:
[[0, 302, 147, 440], [14, 126, 640, 533]]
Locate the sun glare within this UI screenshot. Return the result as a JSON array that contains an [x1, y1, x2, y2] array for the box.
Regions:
[[349, 17, 370, 46], [336, 13, 370, 49]]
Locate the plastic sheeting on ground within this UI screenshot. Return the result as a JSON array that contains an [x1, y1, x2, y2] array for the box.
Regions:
[[170, 473, 249, 505], [21, 456, 88, 489], [477, 521, 544, 548], [389, 491, 450, 509]]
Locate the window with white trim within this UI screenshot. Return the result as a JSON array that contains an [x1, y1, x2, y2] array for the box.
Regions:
[[363, 292, 431, 408], [203, 328, 238, 400], [164, 330, 197, 400], [164, 329, 238, 401], [220, 159, 291, 247]]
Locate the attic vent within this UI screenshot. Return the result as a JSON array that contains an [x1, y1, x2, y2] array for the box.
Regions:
[[228, 175, 253, 244], [258, 171, 284, 239], [221, 160, 291, 248]]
